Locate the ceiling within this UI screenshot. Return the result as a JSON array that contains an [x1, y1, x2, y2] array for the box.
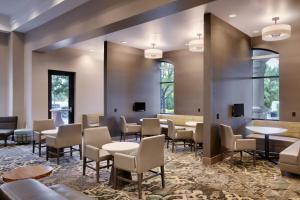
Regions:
[[71, 0, 300, 53], [0, 0, 89, 32]]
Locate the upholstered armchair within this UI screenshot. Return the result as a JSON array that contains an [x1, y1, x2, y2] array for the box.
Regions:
[[114, 135, 165, 199], [120, 116, 141, 141], [83, 127, 113, 182], [279, 141, 300, 176], [33, 119, 55, 157], [46, 123, 82, 164], [193, 123, 203, 156], [0, 116, 18, 147], [141, 118, 161, 138], [167, 120, 193, 153], [82, 114, 104, 129], [220, 124, 256, 165]]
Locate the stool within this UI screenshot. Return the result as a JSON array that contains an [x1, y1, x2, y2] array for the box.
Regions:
[[14, 129, 32, 144]]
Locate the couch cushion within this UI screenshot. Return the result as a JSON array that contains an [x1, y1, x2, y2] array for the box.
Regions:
[[50, 184, 92, 200], [0, 179, 67, 200], [157, 114, 203, 126], [0, 129, 14, 136], [247, 133, 299, 143], [279, 141, 300, 165]]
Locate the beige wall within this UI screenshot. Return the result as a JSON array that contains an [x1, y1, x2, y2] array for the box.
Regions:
[[164, 49, 203, 115], [252, 25, 300, 121], [32, 47, 104, 124], [0, 33, 9, 116]]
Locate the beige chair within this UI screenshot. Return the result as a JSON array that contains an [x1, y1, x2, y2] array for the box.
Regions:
[[114, 135, 165, 199], [193, 123, 203, 157], [33, 119, 55, 157], [83, 127, 113, 182], [120, 116, 141, 141], [220, 124, 256, 165], [279, 141, 300, 176], [141, 118, 161, 138], [82, 114, 103, 129], [167, 120, 193, 153], [46, 123, 82, 164]]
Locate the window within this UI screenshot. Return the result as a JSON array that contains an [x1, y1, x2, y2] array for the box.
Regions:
[[252, 49, 279, 120], [160, 61, 174, 113]]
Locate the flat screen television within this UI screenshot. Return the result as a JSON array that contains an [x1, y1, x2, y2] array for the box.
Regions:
[[232, 104, 244, 117], [133, 102, 146, 112]]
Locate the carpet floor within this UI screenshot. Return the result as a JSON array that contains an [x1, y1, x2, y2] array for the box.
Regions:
[[0, 140, 300, 200]]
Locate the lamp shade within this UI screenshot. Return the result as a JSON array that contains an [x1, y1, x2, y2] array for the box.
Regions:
[[262, 23, 291, 41], [144, 48, 163, 59], [188, 39, 204, 52]]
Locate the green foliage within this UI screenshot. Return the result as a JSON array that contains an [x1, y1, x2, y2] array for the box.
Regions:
[[160, 62, 174, 113], [51, 75, 69, 103], [263, 59, 279, 109]]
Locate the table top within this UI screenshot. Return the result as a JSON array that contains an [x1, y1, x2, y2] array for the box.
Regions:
[[41, 128, 58, 135], [185, 121, 203, 127], [102, 142, 139, 155], [2, 165, 53, 182], [246, 126, 288, 135], [139, 118, 167, 123]]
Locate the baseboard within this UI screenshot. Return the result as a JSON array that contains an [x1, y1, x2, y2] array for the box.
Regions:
[[202, 153, 223, 165]]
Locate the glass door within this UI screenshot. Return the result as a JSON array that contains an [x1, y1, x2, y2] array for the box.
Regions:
[[48, 70, 75, 126]]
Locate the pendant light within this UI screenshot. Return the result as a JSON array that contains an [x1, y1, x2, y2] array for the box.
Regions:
[[144, 43, 163, 59], [262, 17, 291, 42], [188, 33, 204, 52]]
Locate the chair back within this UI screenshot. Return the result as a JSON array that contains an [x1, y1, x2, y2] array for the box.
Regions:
[[136, 135, 165, 173], [33, 119, 55, 133], [141, 118, 161, 136], [82, 114, 102, 129], [83, 126, 112, 148], [220, 124, 235, 151], [167, 120, 176, 139], [56, 123, 82, 147], [0, 116, 18, 129], [120, 116, 127, 133], [194, 123, 203, 143]]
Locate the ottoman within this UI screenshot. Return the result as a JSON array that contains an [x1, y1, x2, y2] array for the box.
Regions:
[[14, 129, 32, 144]]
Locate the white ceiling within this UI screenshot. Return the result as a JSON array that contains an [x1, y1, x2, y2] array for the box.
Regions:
[[72, 0, 300, 53], [0, 0, 89, 32]]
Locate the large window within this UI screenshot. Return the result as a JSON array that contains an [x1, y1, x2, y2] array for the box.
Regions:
[[160, 61, 174, 113], [252, 49, 279, 120]]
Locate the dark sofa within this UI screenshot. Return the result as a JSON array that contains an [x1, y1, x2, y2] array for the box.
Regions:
[[0, 116, 18, 146]]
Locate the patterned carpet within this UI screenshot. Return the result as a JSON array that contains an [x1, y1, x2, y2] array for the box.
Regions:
[[0, 140, 300, 200]]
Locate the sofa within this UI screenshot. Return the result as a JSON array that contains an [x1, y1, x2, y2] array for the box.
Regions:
[[0, 116, 18, 146], [0, 179, 92, 200], [246, 120, 300, 175], [157, 114, 203, 127]]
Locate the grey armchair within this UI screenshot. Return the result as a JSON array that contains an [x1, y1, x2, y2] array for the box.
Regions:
[[141, 118, 161, 138], [82, 114, 103, 129], [33, 119, 55, 157], [120, 116, 141, 141], [46, 123, 82, 164], [193, 123, 203, 157], [220, 124, 256, 165], [113, 135, 165, 199], [167, 120, 193, 153], [83, 127, 113, 182]]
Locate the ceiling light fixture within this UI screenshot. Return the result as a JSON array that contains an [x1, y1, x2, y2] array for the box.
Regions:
[[121, 41, 127, 44], [144, 43, 163, 59], [188, 33, 204, 52], [229, 14, 237, 18], [262, 17, 291, 41]]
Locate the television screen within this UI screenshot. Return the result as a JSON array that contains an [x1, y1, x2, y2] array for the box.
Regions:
[[232, 104, 244, 117], [133, 102, 146, 112]]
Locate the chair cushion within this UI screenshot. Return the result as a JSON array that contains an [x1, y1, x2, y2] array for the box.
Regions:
[[176, 130, 193, 140], [0, 129, 14, 136], [99, 149, 113, 161], [50, 184, 92, 200], [279, 141, 300, 165]]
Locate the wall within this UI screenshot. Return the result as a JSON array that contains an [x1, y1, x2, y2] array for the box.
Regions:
[[32, 47, 104, 124], [0, 33, 9, 116], [105, 42, 160, 136], [164, 49, 203, 115], [252, 25, 300, 121], [203, 13, 252, 159]]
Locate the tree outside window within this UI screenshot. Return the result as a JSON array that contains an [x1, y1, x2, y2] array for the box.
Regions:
[[160, 62, 174, 113]]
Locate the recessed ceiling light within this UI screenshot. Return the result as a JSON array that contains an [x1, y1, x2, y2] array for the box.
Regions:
[[229, 14, 237, 18], [121, 41, 127, 44]]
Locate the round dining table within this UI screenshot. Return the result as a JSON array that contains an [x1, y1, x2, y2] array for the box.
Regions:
[[246, 126, 287, 162]]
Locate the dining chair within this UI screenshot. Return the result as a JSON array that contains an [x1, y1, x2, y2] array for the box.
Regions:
[[193, 123, 203, 157], [82, 113, 104, 129], [46, 123, 82, 164], [141, 118, 161, 138], [33, 119, 55, 157], [120, 116, 141, 141], [113, 135, 165, 199], [220, 124, 256, 166], [82, 127, 113, 182]]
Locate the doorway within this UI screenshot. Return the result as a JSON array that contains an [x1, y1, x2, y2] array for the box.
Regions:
[[48, 70, 75, 126]]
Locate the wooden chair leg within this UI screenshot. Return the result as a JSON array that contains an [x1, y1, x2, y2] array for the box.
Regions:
[[120, 132, 123, 142], [38, 142, 42, 157], [32, 140, 35, 153], [190, 141, 193, 151], [172, 140, 175, 153], [194, 142, 197, 157], [56, 148, 60, 165], [253, 150, 256, 166], [70, 146, 73, 157], [4, 138, 7, 147], [167, 139, 169, 149], [107, 160, 110, 169], [46, 146, 49, 161], [113, 167, 117, 189], [184, 140, 186, 147], [79, 144, 82, 160], [240, 151, 243, 161], [137, 173, 143, 199], [135, 133, 138, 140], [83, 157, 86, 175], [161, 166, 165, 188], [96, 162, 100, 183]]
